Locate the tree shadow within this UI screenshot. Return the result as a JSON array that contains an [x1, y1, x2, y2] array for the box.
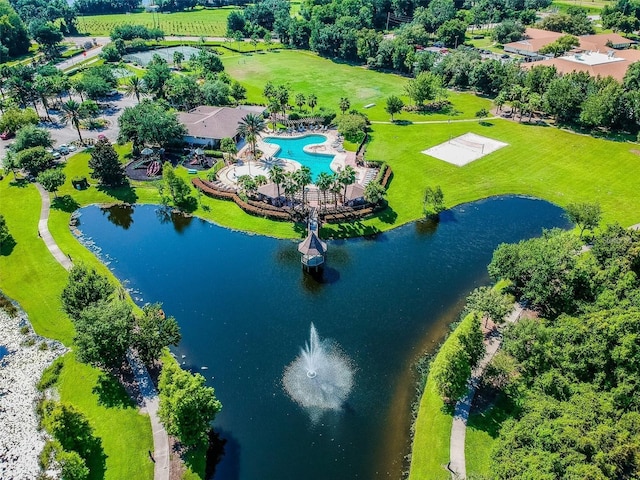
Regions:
[[92, 373, 135, 409], [377, 205, 398, 225], [0, 235, 16, 256], [176, 195, 198, 214], [394, 120, 414, 126], [9, 177, 29, 188], [479, 121, 494, 127], [52, 195, 81, 213], [96, 183, 139, 204], [322, 219, 381, 238], [292, 221, 307, 237], [203, 429, 240, 480], [415, 216, 440, 236], [466, 387, 518, 439]]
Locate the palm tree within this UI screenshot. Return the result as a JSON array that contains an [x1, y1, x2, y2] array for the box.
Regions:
[[338, 165, 356, 204], [308, 93, 318, 114], [316, 172, 333, 212], [294, 166, 312, 207], [124, 77, 145, 103], [71, 79, 85, 102], [282, 172, 298, 206], [339, 97, 351, 115], [330, 173, 342, 209], [295, 93, 306, 112], [61, 99, 83, 144], [269, 164, 285, 201], [236, 113, 266, 175]]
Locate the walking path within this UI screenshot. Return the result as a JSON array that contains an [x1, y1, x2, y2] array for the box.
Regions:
[[370, 116, 500, 125], [35, 183, 169, 480], [449, 304, 523, 479], [36, 184, 73, 271]]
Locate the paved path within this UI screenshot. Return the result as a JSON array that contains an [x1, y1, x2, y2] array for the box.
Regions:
[[370, 116, 500, 125], [36, 184, 73, 271], [127, 352, 170, 480], [35, 183, 169, 480], [449, 304, 522, 479]]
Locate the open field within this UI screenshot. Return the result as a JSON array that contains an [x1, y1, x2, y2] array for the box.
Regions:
[[0, 175, 154, 480], [549, 0, 612, 13], [223, 50, 493, 123], [336, 118, 640, 237], [77, 6, 235, 37]]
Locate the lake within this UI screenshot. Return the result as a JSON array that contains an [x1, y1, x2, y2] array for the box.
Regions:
[[74, 197, 569, 480]]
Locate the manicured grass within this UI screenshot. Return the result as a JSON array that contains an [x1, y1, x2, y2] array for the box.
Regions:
[[57, 353, 154, 480], [77, 7, 235, 37], [465, 392, 514, 478], [0, 175, 154, 480], [222, 49, 493, 122], [408, 377, 452, 480], [550, 0, 610, 13], [330, 119, 640, 237]]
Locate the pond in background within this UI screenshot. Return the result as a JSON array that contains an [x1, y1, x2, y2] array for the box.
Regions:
[[74, 197, 569, 480]]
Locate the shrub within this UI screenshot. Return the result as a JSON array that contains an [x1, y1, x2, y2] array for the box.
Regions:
[[0, 292, 17, 317], [38, 359, 64, 391], [336, 114, 367, 143]]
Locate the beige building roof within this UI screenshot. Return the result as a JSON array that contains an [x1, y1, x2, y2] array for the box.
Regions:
[[504, 29, 637, 57], [524, 49, 640, 81], [178, 105, 265, 141]]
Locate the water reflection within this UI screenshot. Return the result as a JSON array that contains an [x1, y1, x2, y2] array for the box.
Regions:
[[415, 217, 440, 236], [101, 204, 134, 230], [301, 267, 341, 293], [206, 429, 241, 480], [154, 206, 193, 233]]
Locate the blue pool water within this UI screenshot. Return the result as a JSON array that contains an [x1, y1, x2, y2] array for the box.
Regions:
[[265, 135, 335, 181]]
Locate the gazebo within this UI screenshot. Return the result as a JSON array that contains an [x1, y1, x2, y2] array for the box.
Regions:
[[298, 231, 327, 271]]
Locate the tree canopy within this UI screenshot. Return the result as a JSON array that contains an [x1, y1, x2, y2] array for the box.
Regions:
[[88, 139, 127, 187], [118, 99, 186, 153], [158, 361, 222, 447], [61, 263, 115, 320]]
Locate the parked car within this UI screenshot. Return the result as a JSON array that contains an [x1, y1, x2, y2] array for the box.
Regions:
[[46, 148, 61, 159], [0, 131, 14, 140], [57, 144, 70, 154]]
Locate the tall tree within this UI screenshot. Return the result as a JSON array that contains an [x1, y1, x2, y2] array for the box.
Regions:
[[315, 171, 333, 211], [295, 93, 306, 112], [269, 164, 285, 200], [61, 100, 84, 144], [339, 97, 351, 115], [220, 137, 238, 164], [74, 300, 134, 369], [37, 168, 66, 198], [236, 113, 266, 173], [158, 362, 222, 447], [123, 76, 145, 103], [88, 139, 126, 187], [565, 202, 602, 238], [294, 166, 312, 206], [118, 100, 186, 154], [385, 95, 404, 121], [338, 165, 356, 204], [143, 55, 171, 99], [307, 93, 318, 114], [61, 264, 114, 320], [133, 303, 181, 366]]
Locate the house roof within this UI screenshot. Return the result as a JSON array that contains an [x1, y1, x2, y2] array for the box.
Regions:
[[345, 183, 365, 201], [524, 49, 640, 81], [257, 182, 281, 198], [178, 105, 266, 141], [298, 232, 327, 256], [504, 29, 637, 56]]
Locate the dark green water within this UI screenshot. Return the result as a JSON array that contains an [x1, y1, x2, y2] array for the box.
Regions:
[[75, 197, 569, 480]]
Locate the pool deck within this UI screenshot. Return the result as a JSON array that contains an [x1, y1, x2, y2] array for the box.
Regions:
[[219, 128, 364, 188]]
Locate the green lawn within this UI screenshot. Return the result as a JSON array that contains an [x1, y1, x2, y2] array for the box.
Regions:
[[0, 175, 154, 480], [408, 374, 453, 480], [465, 392, 514, 477], [77, 7, 235, 37], [550, 0, 611, 13], [342, 119, 640, 237], [222, 49, 493, 123]]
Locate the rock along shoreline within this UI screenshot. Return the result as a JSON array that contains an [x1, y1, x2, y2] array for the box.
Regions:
[[0, 307, 67, 480]]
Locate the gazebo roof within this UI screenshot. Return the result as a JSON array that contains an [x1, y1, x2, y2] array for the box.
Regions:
[[257, 182, 282, 198], [298, 232, 327, 256]]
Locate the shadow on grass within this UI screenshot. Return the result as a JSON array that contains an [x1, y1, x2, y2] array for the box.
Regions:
[[52, 195, 81, 213], [323, 219, 381, 238], [9, 177, 29, 188], [479, 121, 494, 127], [293, 221, 307, 237], [96, 183, 139, 204], [394, 120, 414, 126], [466, 387, 518, 439], [377, 205, 398, 225], [92, 373, 135, 409]]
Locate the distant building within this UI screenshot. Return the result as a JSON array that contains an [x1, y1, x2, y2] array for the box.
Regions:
[[504, 28, 637, 60], [523, 49, 640, 82], [178, 105, 266, 148]]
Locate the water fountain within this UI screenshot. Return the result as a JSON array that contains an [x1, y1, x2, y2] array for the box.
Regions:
[[283, 324, 354, 415]]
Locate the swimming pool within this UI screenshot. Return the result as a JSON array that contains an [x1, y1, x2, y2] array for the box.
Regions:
[[264, 135, 335, 180]]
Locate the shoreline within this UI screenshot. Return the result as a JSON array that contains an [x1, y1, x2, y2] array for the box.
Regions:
[[0, 306, 67, 479]]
